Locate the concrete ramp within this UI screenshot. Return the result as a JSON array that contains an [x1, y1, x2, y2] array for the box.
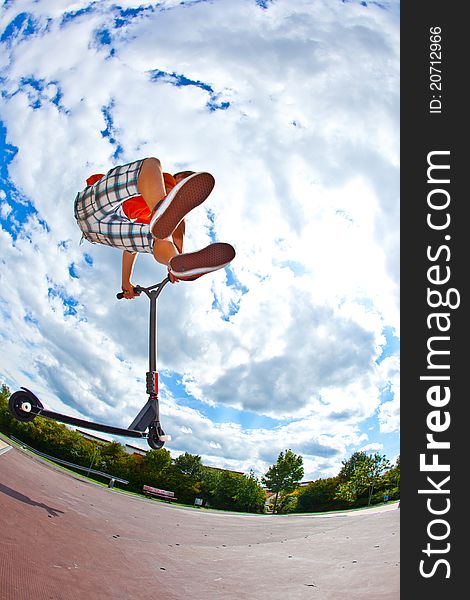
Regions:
[[0, 443, 399, 599]]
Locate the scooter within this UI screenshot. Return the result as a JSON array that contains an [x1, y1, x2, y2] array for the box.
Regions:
[[9, 277, 172, 449]]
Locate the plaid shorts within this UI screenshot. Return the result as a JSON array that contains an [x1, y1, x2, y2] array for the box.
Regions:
[[74, 159, 154, 254]]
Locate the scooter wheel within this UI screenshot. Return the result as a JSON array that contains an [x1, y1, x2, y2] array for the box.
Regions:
[[147, 424, 165, 450], [9, 390, 39, 422]]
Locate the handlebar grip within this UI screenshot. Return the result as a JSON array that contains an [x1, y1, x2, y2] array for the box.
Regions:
[[116, 287, 141, 299]]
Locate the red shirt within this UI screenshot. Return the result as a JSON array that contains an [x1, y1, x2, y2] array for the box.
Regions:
[[86, 172, 177, 224]]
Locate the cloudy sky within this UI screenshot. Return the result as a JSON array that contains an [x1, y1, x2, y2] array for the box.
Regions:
[[0, 0, 399, 480]]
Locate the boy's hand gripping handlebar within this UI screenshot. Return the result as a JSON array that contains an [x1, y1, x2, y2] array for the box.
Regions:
[[116, 287, 142, 300]]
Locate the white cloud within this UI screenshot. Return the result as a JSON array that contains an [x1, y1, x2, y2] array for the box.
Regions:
[[359, 442, 384, 454], [377, 355, 400, 434], [0, 200, 12, 217], [0, 0, 399, 480]]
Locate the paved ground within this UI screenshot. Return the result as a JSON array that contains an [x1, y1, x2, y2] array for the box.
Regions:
[[0, 440, 399, 599]]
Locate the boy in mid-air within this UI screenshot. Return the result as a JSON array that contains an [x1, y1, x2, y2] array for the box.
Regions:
[[74, 157, 235, 298]]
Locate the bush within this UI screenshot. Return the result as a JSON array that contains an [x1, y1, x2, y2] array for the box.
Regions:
[[296, 477, 348, 513], [277, 493, 298, 514]]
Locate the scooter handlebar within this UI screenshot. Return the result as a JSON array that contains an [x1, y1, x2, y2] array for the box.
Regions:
[[116, 277, 170, 300]]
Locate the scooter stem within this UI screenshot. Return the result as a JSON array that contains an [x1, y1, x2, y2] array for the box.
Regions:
[[147, 277, 170, 373]]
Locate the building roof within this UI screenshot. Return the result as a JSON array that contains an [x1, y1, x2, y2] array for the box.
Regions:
[[77, 430, 112, 444]]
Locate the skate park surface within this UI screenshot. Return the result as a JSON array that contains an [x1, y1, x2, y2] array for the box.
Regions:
[[0, 438, 399, 599]]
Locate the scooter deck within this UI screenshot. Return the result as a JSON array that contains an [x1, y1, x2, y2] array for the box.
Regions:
[[31, 407, 149, 439]]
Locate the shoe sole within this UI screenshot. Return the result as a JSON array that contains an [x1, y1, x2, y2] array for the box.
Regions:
[[169, 243, 236, 279], [150, 172, 215, 239]]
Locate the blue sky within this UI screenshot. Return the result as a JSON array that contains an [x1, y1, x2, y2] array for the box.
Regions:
[[0, 0, 399, 479]]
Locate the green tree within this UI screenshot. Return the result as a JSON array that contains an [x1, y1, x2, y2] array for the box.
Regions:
[[199, 467, 221, 505], [173, 452, 203, 479], [144, 447, 172, 472], [262, 449, 304, 514], [99, 441, 128, 475], [233, 470, 266, 513], [170, 453, 204, 504], [338, 451, 369, 482], [0, 384, 15, 437], [375, 455, 400, 501], [336, 452, 391, 505], [143, 447, 173, 488], [214, 471, 244, 511]]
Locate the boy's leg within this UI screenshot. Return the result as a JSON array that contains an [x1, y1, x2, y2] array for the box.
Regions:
[[153, 238, 179, 266], [137, 157, 167, 212]]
